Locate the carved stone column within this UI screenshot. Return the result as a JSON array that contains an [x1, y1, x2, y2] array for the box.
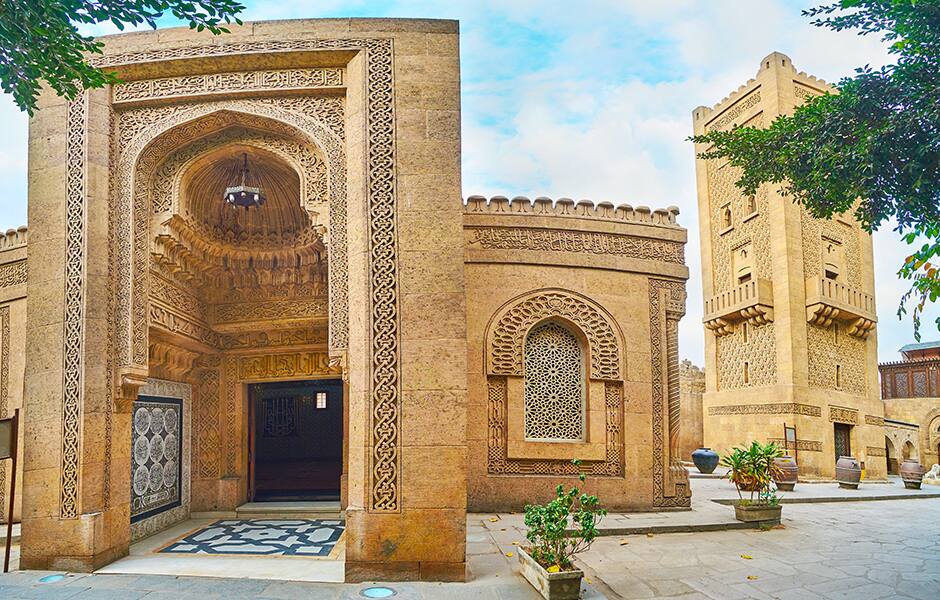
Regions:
[[21, 87, 132, 570]]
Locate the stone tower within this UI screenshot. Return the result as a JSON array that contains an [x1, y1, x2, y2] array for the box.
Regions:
[[691, 53, 886, 480]]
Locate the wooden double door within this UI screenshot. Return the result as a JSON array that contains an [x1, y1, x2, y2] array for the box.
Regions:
[[248, 379, 343, 501]]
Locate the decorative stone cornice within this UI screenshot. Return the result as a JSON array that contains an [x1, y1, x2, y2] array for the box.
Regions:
[[865, 415, 885, 427]]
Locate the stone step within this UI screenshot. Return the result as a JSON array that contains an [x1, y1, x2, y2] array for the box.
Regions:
[[234, 501, 344, 520]]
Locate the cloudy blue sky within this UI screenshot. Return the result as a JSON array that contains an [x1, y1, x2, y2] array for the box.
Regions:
[[0, 0, 933, 363]]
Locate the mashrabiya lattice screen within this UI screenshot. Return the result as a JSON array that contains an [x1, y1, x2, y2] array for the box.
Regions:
[[523, 321, 586, 441]]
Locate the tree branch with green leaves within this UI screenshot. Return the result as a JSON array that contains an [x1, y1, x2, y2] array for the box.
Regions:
[[0, 0, 245, 115], [691, 0, 940, 339]]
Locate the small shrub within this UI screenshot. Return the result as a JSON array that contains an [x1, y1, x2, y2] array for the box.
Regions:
[[523, 459, 607, 571], [720, 441, 784, 503]]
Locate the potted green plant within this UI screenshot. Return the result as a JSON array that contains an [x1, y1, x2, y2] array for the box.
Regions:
[[720, 441, 784, 524], [519, 460, 606, 600]]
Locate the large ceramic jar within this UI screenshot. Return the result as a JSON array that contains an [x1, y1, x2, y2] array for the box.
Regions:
[[773, 456, 799, 491], [900, 459, 925, 490], [691, 448, 719, 474], [835, 456, 861, 489]]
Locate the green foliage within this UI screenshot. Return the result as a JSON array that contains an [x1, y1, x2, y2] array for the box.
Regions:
[[0, 1, 245, 115], [720, 441, 784, 503], [690, 1, 940, 339], [523, 459, 607, 572]]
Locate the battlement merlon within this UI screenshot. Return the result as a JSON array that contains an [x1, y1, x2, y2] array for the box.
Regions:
[[692, 52, 834, 136], [463, 195, 682, 228], [0, 225, 27, 253]]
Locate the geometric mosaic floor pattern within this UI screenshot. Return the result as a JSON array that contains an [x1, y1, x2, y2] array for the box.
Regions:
[[159, 519, 344, 557]]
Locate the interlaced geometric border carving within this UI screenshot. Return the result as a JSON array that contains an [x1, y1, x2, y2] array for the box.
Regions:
[[487, 289, 621, 380], [61, 95, 88, 519], [486, 376, 623, 476], [194, 359, 221, 479], [0, 306, 8, 514], [649, 278, 690, 507], [101, 36, 400, 512]]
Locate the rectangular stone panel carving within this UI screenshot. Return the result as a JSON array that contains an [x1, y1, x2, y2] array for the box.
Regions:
[[708, 403, 821, 416], [131, 395, 183, 523], [113, 68, 345, 105]]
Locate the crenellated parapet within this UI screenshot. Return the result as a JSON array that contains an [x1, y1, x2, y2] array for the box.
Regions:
[[0, 225, 27, 252], [463, 195, 682, 228], [0, 225, 28, 295]]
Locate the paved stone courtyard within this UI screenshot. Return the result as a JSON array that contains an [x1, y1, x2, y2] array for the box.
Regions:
[[0, 495, 936, 599]]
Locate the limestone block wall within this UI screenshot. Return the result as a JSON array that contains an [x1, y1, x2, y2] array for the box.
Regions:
[[678, 360, 705, 461], [463, 195, 691, 512], [692, 53, 885, 480], [0, 227, 27, 523]]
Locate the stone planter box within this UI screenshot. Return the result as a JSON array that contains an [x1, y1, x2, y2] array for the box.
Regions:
[[517, 547, 583, 600], [732, 501, 782, 525]]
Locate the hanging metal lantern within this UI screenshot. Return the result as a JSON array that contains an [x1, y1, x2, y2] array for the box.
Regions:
[[223, 153, 267, 209]]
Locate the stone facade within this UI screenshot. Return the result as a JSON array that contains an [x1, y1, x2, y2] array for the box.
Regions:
[[678, 360, 705, 461], [880, 345, 940, 470], [463, 196, 691, 512], [0, 227, 27, 524], [8, 17, 692, 581], [692, 53, 887, 480]]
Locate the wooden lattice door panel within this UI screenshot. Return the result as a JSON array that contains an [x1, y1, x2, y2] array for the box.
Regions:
[[834, 423, 852, 461]]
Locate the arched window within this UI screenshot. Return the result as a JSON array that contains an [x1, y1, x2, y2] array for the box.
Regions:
[[523, 320, 586, 442], [722, 205, 733, 229]]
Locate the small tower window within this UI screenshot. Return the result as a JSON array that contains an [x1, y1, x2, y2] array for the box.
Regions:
[[742, 322, 749, 343], [743, 362, 750, 384], [722, 205, 733, 229], [747, 195, 757, 215], [836, 365, 842, 389]]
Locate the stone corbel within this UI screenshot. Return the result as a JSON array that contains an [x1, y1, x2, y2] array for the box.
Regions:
[[740, 305, 773, 326], [846, 317, 875, 340], [329, 351, 348, 382], [704, 317, 734, 337], [807, 304, 839, 327], [116, 366, 149, 413]]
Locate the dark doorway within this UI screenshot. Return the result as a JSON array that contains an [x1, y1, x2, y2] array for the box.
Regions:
[[834, 422, 852, 462], [249, 379, 343, 501]]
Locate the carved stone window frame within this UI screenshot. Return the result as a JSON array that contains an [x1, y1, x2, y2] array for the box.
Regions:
[[485, 289, 624, 473]]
